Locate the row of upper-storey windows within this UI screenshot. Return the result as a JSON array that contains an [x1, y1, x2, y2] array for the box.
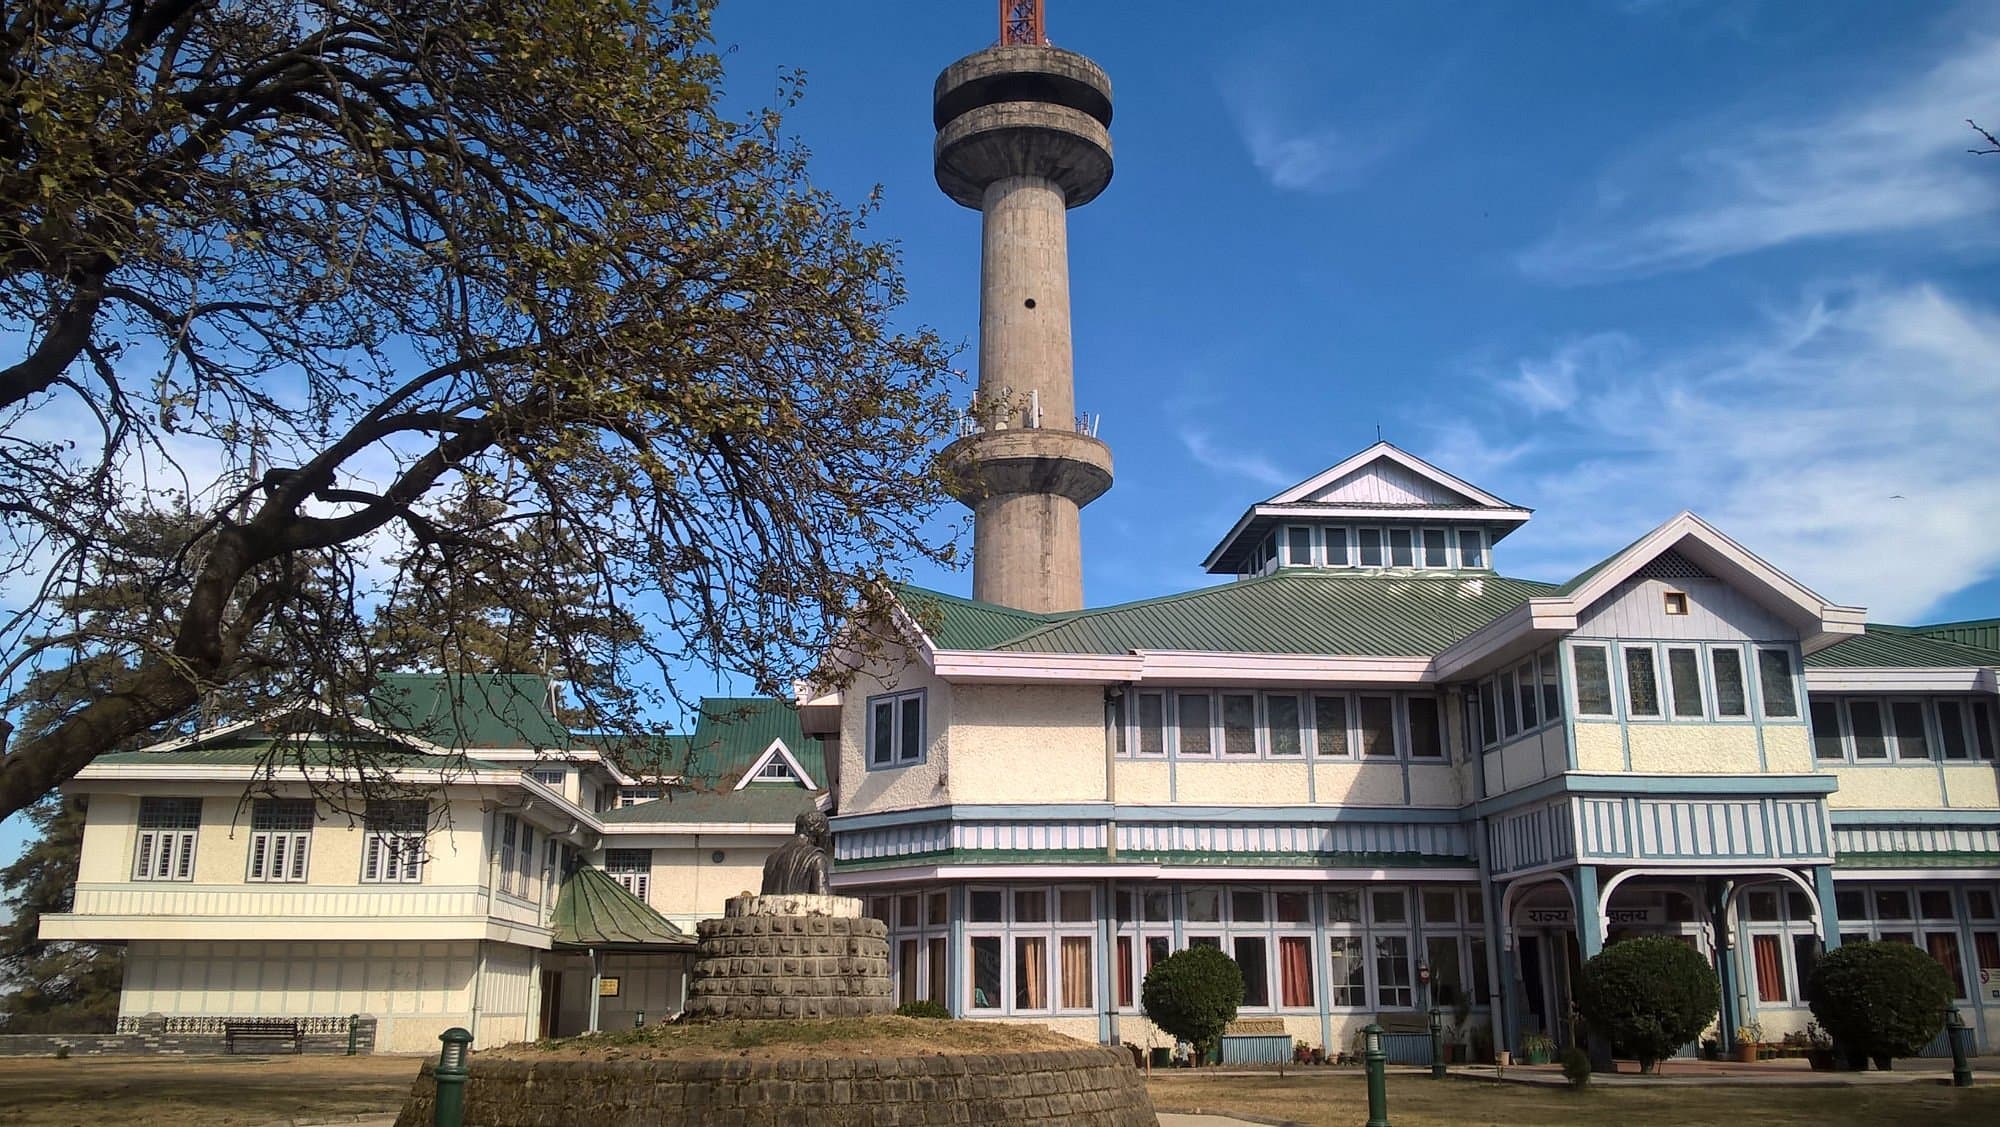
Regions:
[[1811, 695, 1997, 763], [132, 797, 431, 885], [1113, 689, 1445, 761], [1472, 646, 1563, 750], [1570, 641, 1801, 723], [1242, 525, 1489, 576]]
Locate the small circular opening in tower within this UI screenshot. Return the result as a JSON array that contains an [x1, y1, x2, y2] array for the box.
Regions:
[[1023, 298, 1037, 309]]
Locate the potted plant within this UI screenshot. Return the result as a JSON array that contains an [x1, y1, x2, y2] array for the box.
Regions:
[[1803, 1022, 1836, 1072], [1734, 1022, 1761, 1064], [1520, 1032, 1556, 1065], [1701, 1037, 1720, 1061], [1469, 1022, 1494, 1066]]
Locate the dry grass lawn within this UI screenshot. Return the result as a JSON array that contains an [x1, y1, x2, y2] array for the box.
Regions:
[[499, 1015, 1093, 1062], [1148, 1070, 2000, 1127], [0, 1053, 421, 1127]]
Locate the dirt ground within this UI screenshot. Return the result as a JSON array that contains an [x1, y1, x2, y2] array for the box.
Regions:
[[1146, 1069, 2000, 1127], [499, 1014, 1091, 1062], [0, 1053, 421, 1127]]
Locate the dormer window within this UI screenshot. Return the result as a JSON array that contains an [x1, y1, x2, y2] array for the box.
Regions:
[[1285, 526, 1313, 566], [1421, 528, 1449, 568], [1457, 529, 1486, 569], [1358, 528, 1384, 567], [1388, 528, 1415, 567], [1325, 527, 1350, 566]]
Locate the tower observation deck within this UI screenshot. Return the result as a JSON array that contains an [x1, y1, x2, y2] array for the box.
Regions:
[[933, 2, 1114, 614]]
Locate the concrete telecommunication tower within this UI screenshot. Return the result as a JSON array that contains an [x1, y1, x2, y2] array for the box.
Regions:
[[933, 0, 1114, 613]]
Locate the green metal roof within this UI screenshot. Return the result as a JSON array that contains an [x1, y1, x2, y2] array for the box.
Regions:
[[893, 584, 1066, 650], [96, 740, 504, 772], [598, 784, 820, 825], [549, 865, 693, 949], [902, 571, 1560, 657], [1907, 618, 2000, 656], [680, 698, 825, 788], [365, 673, 570, 750], [574, 732, 692, 777], [1805, 625, 2000, 669]]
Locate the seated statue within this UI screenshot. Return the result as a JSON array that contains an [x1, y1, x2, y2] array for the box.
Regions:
[[760, 810, 831, 895]]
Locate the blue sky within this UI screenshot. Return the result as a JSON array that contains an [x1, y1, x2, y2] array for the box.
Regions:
[[3, 1, 1998, 872]]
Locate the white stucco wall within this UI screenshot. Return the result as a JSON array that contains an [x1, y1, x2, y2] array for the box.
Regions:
[[1626, 723, 1762, 774], [1941, 765, 2000, 808], [1311, 763, 1405, 806], [951, 683, 1107, 804], [638, 834, 778, 930], [1762, 726, 1813, 774], [1826, 767, 1944, 808], [836, 648, 951, 815], [1174, 761, 1312, 805], [1573, 724, 1623, 773], [1114, 761, 1172, 803]]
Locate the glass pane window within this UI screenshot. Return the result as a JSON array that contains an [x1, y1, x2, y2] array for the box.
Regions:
[[1892, 701, 1931, 760], [1967, 889, 1997, 920], [1267, 695, 1302, 757], [1059, 936, 1094, 1010], [1421, 528, 1448, 568], [1539, 654, 1562, 723], [1275, 891, 1312, 924], [1667, 647, 1704, 718], [1927, 932, 1966, 997], [1057, 888, 1094, 923], [1574, 646, 1614, 716], [1752, 934, 1787, 1002], [1425, 935, 1464, 1008], [1314, 695, 1350, 757], [1499, 670, 1520, 738], [1758, 649, 1799, 718], [1375, 936, 1413, 1008], [1457, 529, 1485, 569], [899, 695, 924, 763], [970, 937, 1001, 1009], [1178, 694, 1213, 756], [1480, 685, 1501, 748], [1230, 889, 1266, 923], [1937, 700, 1970, 760], [1328, 936, 1367, 1006], [1137, 693, 1166, 756], [1235, 937, 1270, 1008], [1014, 937, 1048, 1009], [1013, 889, 1048, 923], [1185, 887, 1222, 923], [1325, 527, 1350, 566], [247, 798, 313, 884], [1745, 891, 1780, 922], [1370, 889, 1407, 926], [1388, 528, 1415, 567], [1974, 701, 1998, 759], [1143, 888, 1173, 922], [1515, 662, 1539, 729], [1712, 649, 1748, 717], [1286, 526, 1313, 566], [1279, 936, 1315, 1008], [1874, 889, 1912, 920], [1358, 528, 1384, 567], [1421, 889, 1458, 925], [1835, 889, 1866, 920], [1222, 694, 1257, 755], [1624, 647, 1661, 717], [969, 889, 1004, 923], [1811, 700, 1844, 760], [1326, 889, 1362, 924], [1919, 890, 1955, 921], [1358, 696, 1396, 757], [1407, 696, 1442, 758], [870, 700, 894, 766], [1849, 701, 1888, 759]]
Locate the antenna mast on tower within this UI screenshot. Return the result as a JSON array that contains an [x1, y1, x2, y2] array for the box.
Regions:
[[1001, 0, 1045, 46]]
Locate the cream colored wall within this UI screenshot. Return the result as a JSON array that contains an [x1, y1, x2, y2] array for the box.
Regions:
[[951, 683, 1107, 804], [837, 649, 951, 815], [478, 942, 538, 1048], [1826, 767, 1944, 808], [1115, 761, 1172, 803], [1311, 763, 1406, 806], [1573, 724, 1627, 773], [1499, 738, 1546, 791], [1762, 726, 1814, 774], [1941, 766, 2000, 808], [1626, 724, 1762, 773], [1407, 763, 1463, 807], [1174, 761, 1311, 805], [643, 835, 774, 929], [77, 794, 137, 883], [118, 937, 532, 1052]]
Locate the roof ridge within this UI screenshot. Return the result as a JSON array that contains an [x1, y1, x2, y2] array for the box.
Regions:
[[892, 582, 1064, 622]]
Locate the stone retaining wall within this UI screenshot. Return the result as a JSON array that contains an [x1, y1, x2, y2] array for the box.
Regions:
[[393, 1045, 1157, 1126], [686, 913, 894, 1020]]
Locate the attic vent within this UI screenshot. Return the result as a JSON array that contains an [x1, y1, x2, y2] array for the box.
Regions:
[[1634, 550, 1712, 582]]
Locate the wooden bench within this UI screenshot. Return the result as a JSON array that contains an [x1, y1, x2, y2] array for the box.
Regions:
[[223, 1019, 303, 1055]]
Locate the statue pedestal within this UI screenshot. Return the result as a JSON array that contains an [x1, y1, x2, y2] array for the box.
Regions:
[[685, 896, 893, 1020], [722, 893, 861, 919]]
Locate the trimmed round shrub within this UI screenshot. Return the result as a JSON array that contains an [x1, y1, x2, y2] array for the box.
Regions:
[[1807, 941, 1952, 1070], [894, 1000, 951, 1019], [1576, 936, 1719, 1073], [1559, 1046, 1591, 1089], [1141, 945, 1243, 1065]]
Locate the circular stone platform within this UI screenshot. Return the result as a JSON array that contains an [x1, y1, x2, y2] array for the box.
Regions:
[[684, 910, 894, 1020]]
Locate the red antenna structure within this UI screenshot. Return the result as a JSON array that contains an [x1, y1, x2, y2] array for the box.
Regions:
[[1001, 0, 1045, 46]]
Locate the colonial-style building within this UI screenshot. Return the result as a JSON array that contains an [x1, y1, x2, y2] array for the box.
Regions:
[[38, 676, 825, 1051], [808, 442, 2000, 1058]]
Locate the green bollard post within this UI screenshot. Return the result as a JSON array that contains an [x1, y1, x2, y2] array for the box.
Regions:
[[1946, 1008, 1973, 1088], [1363, 1022, 1390, 1127], [434, 1027, 473, 1127], [346, 1014, 360, 1056], [1428, 1005, 1446, 1079]]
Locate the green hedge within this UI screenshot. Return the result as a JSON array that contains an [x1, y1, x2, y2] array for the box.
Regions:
[[1575, 937, 1719, 1073], [1806, 941, 1952, 1069]]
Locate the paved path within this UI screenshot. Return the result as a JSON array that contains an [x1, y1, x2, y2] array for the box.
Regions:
[[1156, 1116, 1271, 1126]]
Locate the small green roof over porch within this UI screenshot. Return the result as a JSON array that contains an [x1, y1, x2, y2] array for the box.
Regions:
[[550, 866, 695, 951]]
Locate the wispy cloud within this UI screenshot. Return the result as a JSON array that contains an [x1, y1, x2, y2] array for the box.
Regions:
[[1520, 33, 2000, 282], [1215, 44, 1413, 195], [1179, 428, 1295, 489], [1448, 282, 2000, 620]]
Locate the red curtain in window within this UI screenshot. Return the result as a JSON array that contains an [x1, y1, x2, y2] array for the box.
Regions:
[[1927, 932, 1966, 997], [1279, 937, 1314, 1008], [1752, 934, 1786, 1002], [1975, 931, 2000, 970], [1117, 936, 1134, 1008]]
